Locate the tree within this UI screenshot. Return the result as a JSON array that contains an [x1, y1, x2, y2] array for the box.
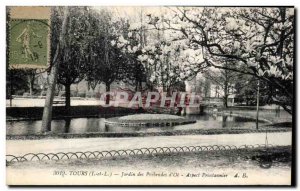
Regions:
[[203, 64, 238, 107], [147, 7, 294, 114], [118, 16, 206, 94], [234, 75, 257, 105], [6, 69, 29, 97], [42, 7, 69, 132], [235, 75, 280, 106], [85, 9, 128, 105], [120, 11, 150, 92], [51, 7, 95, 111], [25, 69, 39, 96], [119, 28, 147, 92]]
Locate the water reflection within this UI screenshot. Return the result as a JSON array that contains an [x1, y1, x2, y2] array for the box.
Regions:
[[65, 118, 71, 133], [6, 114, 265, 136]]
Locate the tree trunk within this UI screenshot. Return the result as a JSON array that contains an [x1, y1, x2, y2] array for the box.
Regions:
[[64, 118, 71, 133], [223, 82, 228, 108], [135, 80, 138, 92], [29, 80, 33, 96], [41, 7, 69, 133], [139, 80, 142, 92], [75, 84, 79, 97], [105, 83, 110, 105], [28, 73, 35, 96], [223, 95, 228, 108], [65, 84, 71, 112], [222, 115, 228, 128]]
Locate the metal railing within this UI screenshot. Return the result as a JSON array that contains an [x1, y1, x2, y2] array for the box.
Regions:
[[6, 144, 274, 165]]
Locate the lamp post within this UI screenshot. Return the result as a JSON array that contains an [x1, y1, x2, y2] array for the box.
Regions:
[[256, 78, 260, 130], [256, 48, 260, 130], [40, 84, 44, 97]]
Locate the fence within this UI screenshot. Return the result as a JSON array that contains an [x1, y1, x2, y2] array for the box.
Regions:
[[6, 144, 274, 165]]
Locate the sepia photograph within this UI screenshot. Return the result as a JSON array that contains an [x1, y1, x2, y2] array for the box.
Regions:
[[5, 5, 295, 186]]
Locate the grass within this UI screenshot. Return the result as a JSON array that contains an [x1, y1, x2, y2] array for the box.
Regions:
[[6, 126, 291, 140], [105, 114, 196, 125], [216, 106, 292, 124], [118, 114, 184, 121]]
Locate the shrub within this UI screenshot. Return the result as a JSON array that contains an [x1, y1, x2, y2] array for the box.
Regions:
[[22, 92, 30, 97], [78, 92, 86, 98]]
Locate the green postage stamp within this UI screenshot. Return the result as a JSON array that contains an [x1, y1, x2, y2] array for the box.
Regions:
[[9, 19, 49, 68]]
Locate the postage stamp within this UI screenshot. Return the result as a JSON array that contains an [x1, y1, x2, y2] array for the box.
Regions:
[[9, 19, 49, 68]]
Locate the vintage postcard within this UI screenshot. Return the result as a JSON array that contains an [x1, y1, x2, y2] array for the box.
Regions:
[[6, 6, 294, 186]]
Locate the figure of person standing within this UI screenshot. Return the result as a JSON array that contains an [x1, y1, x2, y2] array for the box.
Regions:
[[16, 22, 41, 61]]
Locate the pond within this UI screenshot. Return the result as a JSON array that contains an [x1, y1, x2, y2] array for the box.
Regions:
[[6, 114, 266, 136]]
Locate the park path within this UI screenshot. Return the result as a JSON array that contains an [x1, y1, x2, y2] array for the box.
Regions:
[[6, 132, 292, 156], [6, 98, 103, 107]]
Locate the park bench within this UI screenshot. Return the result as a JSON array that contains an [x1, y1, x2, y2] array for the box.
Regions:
[[53, 100, 65, 105]]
